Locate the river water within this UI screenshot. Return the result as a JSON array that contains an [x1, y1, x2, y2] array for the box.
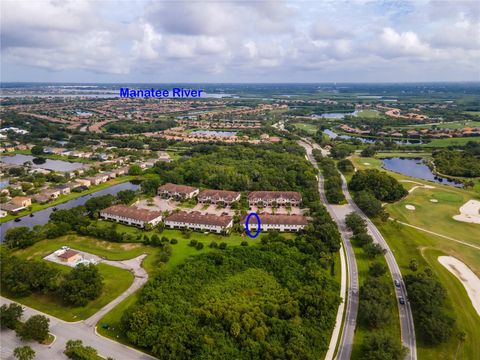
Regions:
[[0, 182, 139, 242], [323, 129, 424, 145], [1, 154, 88, 171]]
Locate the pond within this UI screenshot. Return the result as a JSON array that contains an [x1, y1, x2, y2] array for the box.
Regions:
[[312, 111, 356, 119], [382, 158, 463, 188], [323, 129, 424, 145], [191, 130, 237, 137], [0, 182, 140, 242], [1, 154, 88, 172]]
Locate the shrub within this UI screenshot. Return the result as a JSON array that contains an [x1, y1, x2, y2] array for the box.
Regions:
[[209, 241, 218, 248], [219, 242, 227, 250], [189, 239, 198, 247], [196, 242, 204, 250], [170, 239, 178, 244], [241, 241, 249, 246], [161, 236, 169, 243]]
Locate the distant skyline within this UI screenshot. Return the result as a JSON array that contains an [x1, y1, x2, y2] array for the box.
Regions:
[[1, 0, 479, 83]]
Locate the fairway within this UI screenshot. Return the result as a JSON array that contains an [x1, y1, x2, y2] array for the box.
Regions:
[[291, 122, 319, 134], [356, 109, 381, 118], [376, 221, 480, 360]]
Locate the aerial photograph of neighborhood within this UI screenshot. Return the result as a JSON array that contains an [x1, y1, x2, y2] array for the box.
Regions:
[[0, 1, 479, 360]]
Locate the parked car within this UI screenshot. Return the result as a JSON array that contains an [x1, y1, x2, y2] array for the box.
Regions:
[[394, 280, 400, 287], [399, 296, 405, 305]]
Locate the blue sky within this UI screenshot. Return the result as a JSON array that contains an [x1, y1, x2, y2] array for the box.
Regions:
[[1, 0, 479, 83]]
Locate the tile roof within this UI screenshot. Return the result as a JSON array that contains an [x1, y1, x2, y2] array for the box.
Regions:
[[247, 191, 302, 201], [101, 205, 162, 222], [198, 189, 240, 202], [165, 211, 232, 227], [158, 183, 199, 194], [58, 249, 79, 259]]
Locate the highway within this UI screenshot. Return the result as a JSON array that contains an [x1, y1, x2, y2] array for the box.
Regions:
[[299, 140, 359, 360], [300, 139, 417, 360]]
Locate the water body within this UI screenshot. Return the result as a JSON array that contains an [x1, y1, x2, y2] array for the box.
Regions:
[[0, 182, 140, 242], [323, 129, 424, 145], [191, 130, 237, 137], [1, 154, 87, 171], [382, 158, 463, 187], [0, 180, 9, 189], [313, 111, 356, 119]]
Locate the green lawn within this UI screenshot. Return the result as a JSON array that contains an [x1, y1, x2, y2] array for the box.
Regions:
[[291, 122, 319, 134], [402, 120, 480, 129], [421, 136, 480, 147], [356, 109, 381, 118], [375, 221, 480, 360], [350, 243, 401, 359], [0, 175, 137, 223], [2, 260, 134, 322], [463, 111, 480, 117]]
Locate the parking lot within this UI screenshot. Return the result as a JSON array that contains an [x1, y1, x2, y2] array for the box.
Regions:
[[134, 197, 235, 216]]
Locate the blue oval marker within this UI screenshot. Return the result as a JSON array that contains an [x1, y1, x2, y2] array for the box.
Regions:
[[245, 212, 261, 238]]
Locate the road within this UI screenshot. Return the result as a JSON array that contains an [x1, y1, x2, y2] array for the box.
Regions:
[[300, 139, 417, 360], [341, 174, 417, 360], [299, 140, 359, 360], [0, 254, 154, 360]]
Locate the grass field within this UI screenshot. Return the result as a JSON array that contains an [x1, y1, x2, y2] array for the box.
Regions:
[[401, 120, 480, 129], [350, 243, 401, 359], [463, 111, 480, 117], [0, 175, 137, 223], [421, 136, 480, 147], [291, 122, 319, 134], [375, 221, 480, 360], [356, 109, 381, 118]]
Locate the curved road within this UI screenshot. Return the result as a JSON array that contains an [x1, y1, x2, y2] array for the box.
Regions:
[[300, 140, 359, 360], [300, 139, 417, 360]]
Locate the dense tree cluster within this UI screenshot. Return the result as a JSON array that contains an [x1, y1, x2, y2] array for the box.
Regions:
[[433, 147, 480, 178], [16, 315, 50, 342], [121, 237, 341, 359], [349, 169, 408, 202], [64, 339, 102, 360], [405, 271, 454, 345], [104, 119, 176, 134], [359, 278, 392, 328], [361, 334, 407, 360], [0, 303, 23, 330], [337, 159, 354, 173], [59, 264, 104, 306], [149, 143, 320, 205], [353, 191, 386, 219], [313, 150, 345, 204]]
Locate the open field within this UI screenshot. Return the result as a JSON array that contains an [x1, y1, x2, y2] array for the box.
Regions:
[[350, 244, 401, 359], [464, 111, 480, 117], [375, 221, 480, 360], [0, 175, 137, 223], [291, 122, 319, 134], [375, 151, 432, 158], [399, 120, 480, 129], [356, 109, 381, 118], [421, 136, 480, 147]]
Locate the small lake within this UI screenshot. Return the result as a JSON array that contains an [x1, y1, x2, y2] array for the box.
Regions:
[[313, 111, 356, 119], [0, 181, 140, 242], [191, 130, 236, 137], [323, 129, 424, 145], [382, 158, 463, 187], [1, 154, 87, 172]]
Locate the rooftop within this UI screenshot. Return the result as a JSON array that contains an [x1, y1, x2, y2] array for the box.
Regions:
[[101, 204, 162, 222], [165, 211, 232, 227]]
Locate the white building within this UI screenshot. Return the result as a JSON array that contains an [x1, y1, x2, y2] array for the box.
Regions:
[[243, 213, 308, 232], [157, 183, 199, 199], [247, 191, 302, 207], [164, 211, 233, 233], [100, 205, 163, 228]]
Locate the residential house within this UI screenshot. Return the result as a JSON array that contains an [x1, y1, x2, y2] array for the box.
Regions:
[[164, 211, 233, 233], [157, 183, 199, 199], [55, 184, 72, 195], [87, 174, 109, 186], [11, 196, 32, 208], [247, 191, 302, 207], [243, 213, 308, 232], [197, 189, 241, 206], [74, 179, 92, 187], [0, 203, 25, 213], [43, 189, 61, 199], [100, 205, 163, 228], [58, 249, 81, 263]]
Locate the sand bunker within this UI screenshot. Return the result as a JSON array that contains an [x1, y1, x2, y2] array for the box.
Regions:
[[430, 199, 438, 203], [438, 256, 480, 317], [405, 204, 416, 210], [453, 199, 480, 224], [363, 162, 371, 165]]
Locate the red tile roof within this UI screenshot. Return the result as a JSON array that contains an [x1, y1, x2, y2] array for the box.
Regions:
[[100, 205, 162, 222], [165, 211, 232, 227], [247, 191, 302, 202], [58, 249, 79, 259], [198, 189, 240, 202], [158, 183, 199, 195]]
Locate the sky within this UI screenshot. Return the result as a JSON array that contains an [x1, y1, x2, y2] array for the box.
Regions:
[[1, 0, 479, 83]]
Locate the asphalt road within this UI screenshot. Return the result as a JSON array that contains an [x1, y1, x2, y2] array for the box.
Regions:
[[341, 174, 417, 360], [299, 140, 359, 360], [300, 139, 417, 360]]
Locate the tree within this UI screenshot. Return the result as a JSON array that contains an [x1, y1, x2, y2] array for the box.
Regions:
[[84, 194, 115, 216], [17, 315, 49, 342], [4, 227, 36, 249], [361, 146, 376, 157], [59, 264, 104, 306], [31, 145, 44, 156], [363, 243, 385, 259], [117, 189, 136, 204], [354, 191, 384, 218], [128, 164, 142, 175], [0, 303, 23, 329], [352, 233, 373, 247], [361, 334, 407, 360], [337, 159, 354, 173], [345, 212, 367, 234], [13, 346, 35, 360], [350, 169, 407, 202], [409, 259, 418, 272], [65, 339, 100, 360], [369, 262, 387, 277]]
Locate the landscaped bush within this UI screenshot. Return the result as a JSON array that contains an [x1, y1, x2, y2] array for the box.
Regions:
[[209, 241, 218, 248], [241, 241, 248, 246], [195, 242, 204, 250], [170, 239, 178, 244], [189, 239, 198, 247], [219, 242, 227, 250]]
